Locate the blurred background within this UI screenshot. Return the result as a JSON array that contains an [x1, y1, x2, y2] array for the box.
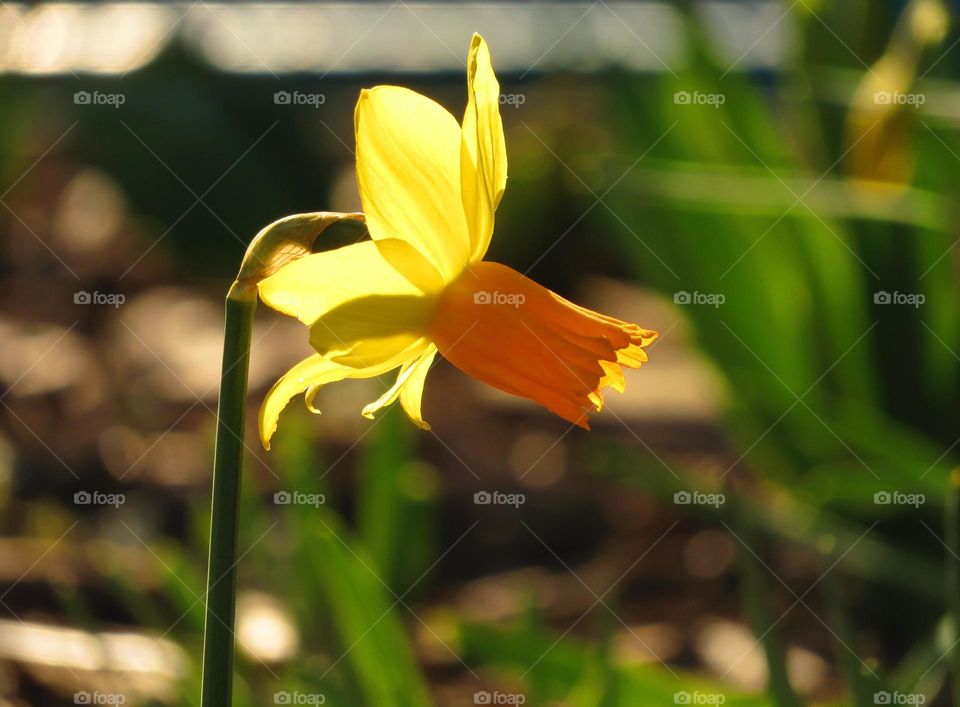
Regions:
[[1, 1, 959, 705]]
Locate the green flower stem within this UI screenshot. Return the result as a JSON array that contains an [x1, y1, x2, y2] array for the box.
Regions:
[[201, 282, 257, 707], [946, 469, 960, 707], [196, 212, 363, 706]]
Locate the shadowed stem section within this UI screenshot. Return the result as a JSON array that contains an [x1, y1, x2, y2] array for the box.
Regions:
[[201, 283, 257, 707], [946, 469, 960, 707]]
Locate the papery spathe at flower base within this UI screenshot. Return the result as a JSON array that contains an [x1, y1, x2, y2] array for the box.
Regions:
[[257, 33, 657, 450]]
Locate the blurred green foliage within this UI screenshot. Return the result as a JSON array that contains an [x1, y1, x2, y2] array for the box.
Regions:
[[3, 1, 960, 705]]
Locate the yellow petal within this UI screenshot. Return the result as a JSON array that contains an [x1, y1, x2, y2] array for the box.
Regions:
[[260, 355, 347, 450], [308, 293, 436, 368], [361, 344, 437, 427], [355, 86, 470, 282], [362, 344, 437, 422], [461, 33, 508, 263], [259, 341, 427, 450], [258, 239, 426, 325], [259, 239, 440, 369], [399, 346, 437, 429]]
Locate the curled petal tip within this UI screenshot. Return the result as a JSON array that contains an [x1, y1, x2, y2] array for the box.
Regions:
[[258, 420, 275, 451], [305, 385, 324, 414]]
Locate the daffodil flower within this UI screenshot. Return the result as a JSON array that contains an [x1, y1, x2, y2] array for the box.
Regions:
[[257, 33, 657, 449]]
